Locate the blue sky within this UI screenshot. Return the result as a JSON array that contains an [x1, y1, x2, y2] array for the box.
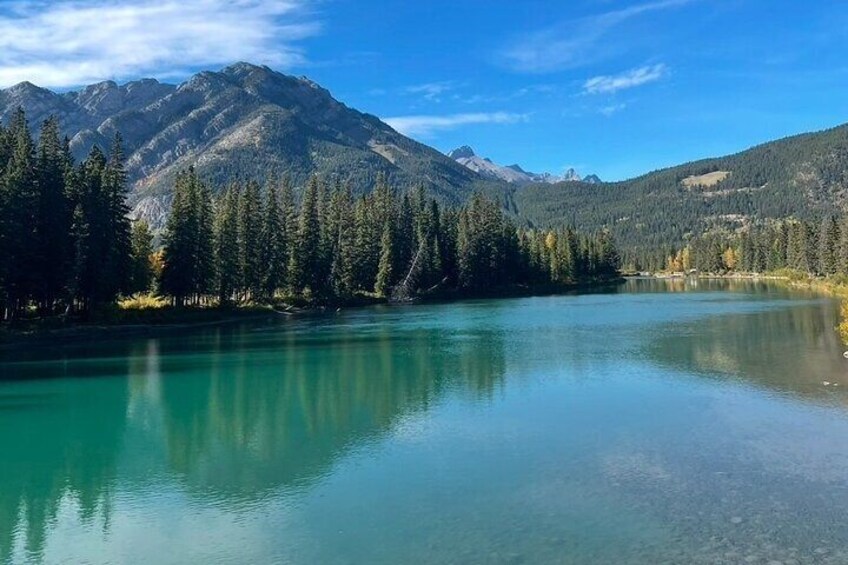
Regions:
[[1, 0, 848, 180]]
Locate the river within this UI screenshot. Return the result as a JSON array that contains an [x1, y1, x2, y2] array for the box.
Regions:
[[1, 279, 847, 564]]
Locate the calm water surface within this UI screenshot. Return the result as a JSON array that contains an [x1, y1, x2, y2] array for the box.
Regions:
[[2, 279, 848, 564]]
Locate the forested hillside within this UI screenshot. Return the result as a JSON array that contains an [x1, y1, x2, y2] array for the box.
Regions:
[[507, 123, 848, 259]]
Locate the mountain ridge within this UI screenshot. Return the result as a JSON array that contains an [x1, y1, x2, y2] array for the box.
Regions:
[[0, 63, 486, 226]]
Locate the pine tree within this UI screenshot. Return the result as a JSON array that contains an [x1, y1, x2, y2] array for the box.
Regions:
[[839, 216, 848, 274], [597, 229, 621, 276], [352, 195, 379, 291], [328, 183, 356, 297], [238, 180, 263, 301], [102, 133, 133, 298], [214, 186, 240, 305], [128, 220, 154, 295], [290, 176, 323, 295], [819, 215, 839, 276], [375, 220, 394, 297], [259, 183, 287, 300], [160, 170, 196, 305], [33, 117, 71, 313], [278, 177, 296, 291], [194, 174, 215, 301], [1, 109, 38, 317]]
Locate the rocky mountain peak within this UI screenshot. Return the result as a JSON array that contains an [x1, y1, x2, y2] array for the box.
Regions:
[[447, 146, 476, 160], [562, 168, 581, 182]]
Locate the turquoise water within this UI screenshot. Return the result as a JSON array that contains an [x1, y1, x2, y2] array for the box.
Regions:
[[2, 279, 848, 564]]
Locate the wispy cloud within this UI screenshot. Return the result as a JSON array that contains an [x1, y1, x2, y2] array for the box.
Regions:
[[384, 112, 527, 137], [0, 0, 320, 87], [499, 0, 692, 73], [405, 81, 456, 101], [584, 64, 668, 94]]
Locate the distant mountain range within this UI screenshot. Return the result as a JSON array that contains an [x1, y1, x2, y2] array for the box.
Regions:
[[0, 63, 485, 226], [4, 62, 848, 253], [447, 145, 601, 185]]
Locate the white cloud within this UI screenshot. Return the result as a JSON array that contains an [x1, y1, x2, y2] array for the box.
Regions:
[[405, 81, 455, 101], [0, 0, 320, 88], [499, 0, 692, 73], [584, 64, 668, 94], [384, 112, 527, 137]]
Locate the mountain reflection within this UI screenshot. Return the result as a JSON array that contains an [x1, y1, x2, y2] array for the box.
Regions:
[[0, 316, 506, 561]]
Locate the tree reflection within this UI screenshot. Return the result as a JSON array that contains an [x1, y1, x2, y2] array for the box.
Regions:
[[0, 316, 507, 560], [648, 298, 848, 398]]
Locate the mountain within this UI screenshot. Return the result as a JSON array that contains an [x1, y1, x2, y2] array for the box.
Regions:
[[448, 146, 598, 185], [448, 146, 536, 184], [0, 63, 485, 226], [506, 122, 848, 255]]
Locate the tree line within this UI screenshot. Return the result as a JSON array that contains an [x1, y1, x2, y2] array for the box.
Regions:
[[0, 111, 620, 322], [660, 216, 848, 276], [159, 169, 621, 306], [0, 110, 151, 320]]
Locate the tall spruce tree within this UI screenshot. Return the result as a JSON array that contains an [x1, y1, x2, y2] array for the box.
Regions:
[[33, 117, 71, 313], [238, 180, 263, 301], [128, 220, 154, 295], [290, 176, 323, 295], [819, 215, 839, 275], [214, 186, 241, 305], [2, 109, 38, 317], [375, 220, 394, 297], [259, 183, 287, 299]]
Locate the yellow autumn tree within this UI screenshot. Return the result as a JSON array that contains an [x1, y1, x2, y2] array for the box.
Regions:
[[722, 247, 738, 271]]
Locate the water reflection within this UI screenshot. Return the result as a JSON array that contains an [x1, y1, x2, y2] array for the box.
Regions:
[[648, 294, 848, 399], [0, 378, 127, 562], [0, 316, 507, 561]]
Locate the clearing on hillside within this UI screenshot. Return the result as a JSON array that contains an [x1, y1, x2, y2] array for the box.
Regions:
[[682, 170, 730, 188]]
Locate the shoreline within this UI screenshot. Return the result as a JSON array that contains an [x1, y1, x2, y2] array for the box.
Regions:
[[632, 271, 848, 298], [0, 277, 626, 348]]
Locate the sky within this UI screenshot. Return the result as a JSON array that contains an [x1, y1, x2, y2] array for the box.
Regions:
[[1, 0, 848, 181]]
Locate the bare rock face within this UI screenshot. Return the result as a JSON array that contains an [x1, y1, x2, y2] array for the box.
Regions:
[[0, 63, 479, 227]]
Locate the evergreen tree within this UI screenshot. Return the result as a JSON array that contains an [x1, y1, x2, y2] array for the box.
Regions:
[[328, 183, 356, 297], [259, 183, 287, 300], [238, 180, 263, 301], [160, 168, 211, 305], [214, 186, 241, 305], [375, 220, 394, 297], [128, 220, 154, 294], [160, 170, 196, 305], [290, 176, 323, 294], [33, 117, 71, 313], [1, 109, 38, 317], [819, 215, 839, 275], [102, 133, 133, 297]]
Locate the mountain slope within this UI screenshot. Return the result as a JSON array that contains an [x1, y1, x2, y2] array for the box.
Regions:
[[0, 63, 485, 226], [507, 123, 848, 252]]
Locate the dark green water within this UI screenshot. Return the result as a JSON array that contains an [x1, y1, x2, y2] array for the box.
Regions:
[[2, 279, 848, 564]]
